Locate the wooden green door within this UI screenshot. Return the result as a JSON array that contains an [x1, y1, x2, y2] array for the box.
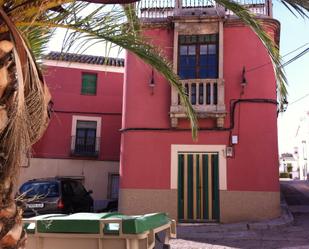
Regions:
[[178, 153, 219, 222]]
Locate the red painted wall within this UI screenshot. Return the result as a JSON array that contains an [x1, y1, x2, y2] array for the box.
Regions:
[[122, 28, 173, 129], [120, 23, 279, 192], [33, 65, 123, 161], [43, 66, 123, 113]]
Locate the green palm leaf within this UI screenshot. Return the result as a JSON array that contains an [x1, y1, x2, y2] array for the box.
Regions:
[[216, 0, 288, 111], [280, 0, 309, 17], [14, 2, 199, 138]]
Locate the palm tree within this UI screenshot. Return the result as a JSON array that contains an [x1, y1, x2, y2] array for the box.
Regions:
[[0, 0, 307, 248]]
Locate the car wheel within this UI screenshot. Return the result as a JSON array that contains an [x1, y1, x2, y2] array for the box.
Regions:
[[67, 207, 74, 214]]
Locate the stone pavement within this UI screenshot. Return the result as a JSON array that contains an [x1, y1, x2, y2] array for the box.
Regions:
[[169, 207, 309, 249], [166, 181, 309, 249], [281, 181, 309, 206], [170, 213, 309, 248]]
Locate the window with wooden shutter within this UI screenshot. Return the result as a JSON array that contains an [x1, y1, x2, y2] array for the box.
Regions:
[[81, 73, 97, 95]]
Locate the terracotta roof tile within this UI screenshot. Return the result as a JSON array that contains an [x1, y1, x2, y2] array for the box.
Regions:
[[45, 51, 125, 67]]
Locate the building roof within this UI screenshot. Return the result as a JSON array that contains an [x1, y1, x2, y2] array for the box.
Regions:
[[281, 153, 293, 158], [45, 52, 125, 67], [280, 153, 295, 161]]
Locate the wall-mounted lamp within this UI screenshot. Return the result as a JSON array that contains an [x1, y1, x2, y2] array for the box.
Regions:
[[282, 99, 288, 112], [149, 69, 155, 95], [226, 146, 234, 157], [241, 66, 247, 87], [241, 66, 247, 95]]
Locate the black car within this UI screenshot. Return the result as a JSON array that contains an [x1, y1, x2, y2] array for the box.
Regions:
[[19, 177, 93, 217]]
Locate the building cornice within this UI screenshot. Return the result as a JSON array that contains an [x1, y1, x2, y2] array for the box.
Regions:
[[141, 16, 280, 45], [224, 18, 281, 45]]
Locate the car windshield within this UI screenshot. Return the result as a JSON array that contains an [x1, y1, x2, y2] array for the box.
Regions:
[[20, 181, 59, 198]]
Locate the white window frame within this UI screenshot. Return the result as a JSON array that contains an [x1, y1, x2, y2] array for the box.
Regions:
[[71, 115, 102, 153]]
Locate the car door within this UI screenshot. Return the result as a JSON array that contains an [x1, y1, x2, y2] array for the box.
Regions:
[[69, 180, 92, 212], [61, 180, 75, 213]]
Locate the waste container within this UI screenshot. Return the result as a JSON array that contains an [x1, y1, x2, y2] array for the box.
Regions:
[[23, 212, 176, 249]]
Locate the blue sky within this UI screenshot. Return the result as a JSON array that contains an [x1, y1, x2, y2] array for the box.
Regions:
[[274, 1, 309, 153]]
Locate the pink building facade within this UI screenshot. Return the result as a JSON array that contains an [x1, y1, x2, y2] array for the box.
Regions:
[[119, 2, 280, 223], [19, 52, 124, 210], [21, 0, 281, 223]]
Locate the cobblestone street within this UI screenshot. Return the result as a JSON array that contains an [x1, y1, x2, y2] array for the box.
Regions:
[[169, 181, 309, 249], [170, 213, 309, 249]]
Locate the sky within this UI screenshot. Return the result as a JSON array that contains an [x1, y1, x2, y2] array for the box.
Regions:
[[273, 2, 309, 154], [47, 2, 309, 154]]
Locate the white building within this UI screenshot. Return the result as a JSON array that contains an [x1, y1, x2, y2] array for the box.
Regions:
[[295, 114, 309, 180], [279, 153, 299, 179]]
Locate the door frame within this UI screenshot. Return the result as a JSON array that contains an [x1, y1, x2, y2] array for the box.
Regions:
[[171, 145, 227, 222]]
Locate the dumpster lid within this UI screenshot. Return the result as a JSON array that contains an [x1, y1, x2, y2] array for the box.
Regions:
[[122, 213, 170, 234], [37, 213, 121, 234], [31, 212, 170, 235]]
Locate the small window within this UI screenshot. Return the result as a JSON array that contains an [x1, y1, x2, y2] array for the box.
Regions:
[[81, 73, 97, 95], [74, 120, 98, 156], [71, 116, 101, 157], [108, 174, 119, 199]]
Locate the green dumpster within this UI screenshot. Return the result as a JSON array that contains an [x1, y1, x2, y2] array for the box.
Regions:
[[23, 212, 176, 249]]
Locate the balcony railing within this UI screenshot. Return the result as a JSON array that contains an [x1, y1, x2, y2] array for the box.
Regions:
[[170, 78, 226, 127], [71, 136, 100, 157], [136, 0, 272, 19]]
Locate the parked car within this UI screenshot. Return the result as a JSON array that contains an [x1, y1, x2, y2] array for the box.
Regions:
[[101, 199, 118, 212], [18, 177, 93, 217]]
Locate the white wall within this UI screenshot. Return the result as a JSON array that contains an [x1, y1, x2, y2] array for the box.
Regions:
[[18, 158, 119, 206], [295, 114, 309, 180]]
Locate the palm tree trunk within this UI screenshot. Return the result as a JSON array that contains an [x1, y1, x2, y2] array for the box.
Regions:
[[0, 39, 28, 249], [0, 38, 25, 249], [0, 179, 26, 249], [0, 8, 51, 249]]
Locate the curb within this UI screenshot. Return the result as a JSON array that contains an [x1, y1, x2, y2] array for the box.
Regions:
[[247, 203, 294, 230], [177, 204, 294, 234]]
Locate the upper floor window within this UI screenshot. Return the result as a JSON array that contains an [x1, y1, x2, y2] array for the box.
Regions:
[[81, 73, 97, 95], [71, 116, 101, 157], [178, 34, 218, 79], [75, 121, 97, 156]]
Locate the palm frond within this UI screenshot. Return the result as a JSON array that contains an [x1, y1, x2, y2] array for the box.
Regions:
[[280, 0, 309, 17], [19, 2, 198, 138], [122, 3, 140, 35], [6, 0, 73, 22], [121, 4, 198, 135], [0, 6, 50, 192], [216, 0, 288, 111], [21, 26, 53, 62]]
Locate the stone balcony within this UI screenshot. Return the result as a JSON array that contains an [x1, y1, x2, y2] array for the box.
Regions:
[[170, 78, 226, 128], [135, 0, 271, 127]]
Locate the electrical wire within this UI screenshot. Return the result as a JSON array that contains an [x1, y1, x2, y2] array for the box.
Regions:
[[289, 93, 309, 106], [281, 47, 309, 68], [281, 42, 309, 58], [247, 42, 309, 73], [120, 99, 278, 133]]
